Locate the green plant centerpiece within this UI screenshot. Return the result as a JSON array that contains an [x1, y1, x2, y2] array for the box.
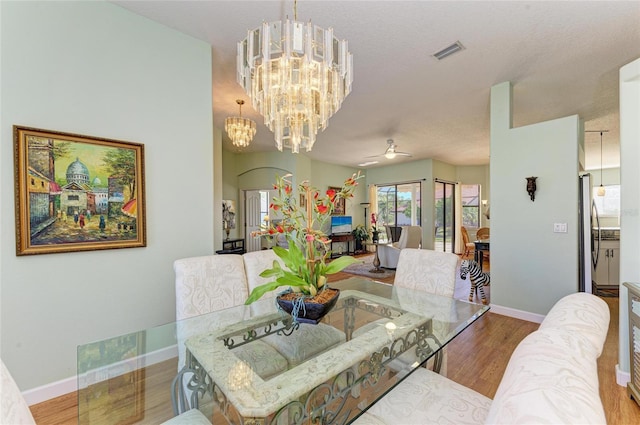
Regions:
[[246, 172, 363, 323]]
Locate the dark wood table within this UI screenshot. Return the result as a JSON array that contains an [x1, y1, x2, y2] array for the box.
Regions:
[[330, 233, 354, 258], [474, 239, 490, 269]]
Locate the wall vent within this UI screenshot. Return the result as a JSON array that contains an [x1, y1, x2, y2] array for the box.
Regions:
[[432, 41, 465, 60]]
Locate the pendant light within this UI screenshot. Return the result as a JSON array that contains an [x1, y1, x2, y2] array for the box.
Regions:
[[597, 131, 606, 197], [225, 99, 256, 148]]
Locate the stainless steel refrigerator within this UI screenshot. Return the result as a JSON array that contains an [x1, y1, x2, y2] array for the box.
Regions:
[[578, 173, 600, 293]]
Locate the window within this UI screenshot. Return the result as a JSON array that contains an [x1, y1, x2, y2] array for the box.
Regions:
[[461, 184, 480, 227], [376, 182, 421, 242], [593, 185, 620, 217], [259, 191, 270, 223]]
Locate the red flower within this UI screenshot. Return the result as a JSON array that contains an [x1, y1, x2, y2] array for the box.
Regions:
[[285, 185, 292, 195], [276, 225, 284, 233], [326, 188, 336, 201], [317, 204, 329, 214]]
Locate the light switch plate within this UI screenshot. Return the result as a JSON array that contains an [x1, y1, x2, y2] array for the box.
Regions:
[[553, 223, 568, 233]]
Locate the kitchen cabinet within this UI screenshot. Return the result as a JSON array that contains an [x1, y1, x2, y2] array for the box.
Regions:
[[593, 240, 619, 286]]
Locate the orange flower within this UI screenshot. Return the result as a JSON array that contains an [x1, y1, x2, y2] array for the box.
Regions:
[[326, 188, 336, 201], [316, 204, 329, 214]]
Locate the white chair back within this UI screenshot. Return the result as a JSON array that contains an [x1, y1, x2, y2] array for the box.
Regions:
[[396, 226, 421, 249], [174, 254, 248, 321], [394, 248, 458, 297], [1, 359, 36, 425], [243, 249, 285, 299]]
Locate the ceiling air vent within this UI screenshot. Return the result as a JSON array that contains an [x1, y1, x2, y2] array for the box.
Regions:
[[432, 41, 465, 60]]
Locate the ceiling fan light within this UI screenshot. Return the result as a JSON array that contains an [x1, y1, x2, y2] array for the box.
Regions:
[[385, 152, 396, 159]]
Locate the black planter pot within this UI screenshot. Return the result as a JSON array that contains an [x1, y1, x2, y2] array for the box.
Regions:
[[276, 288, 340, 324]]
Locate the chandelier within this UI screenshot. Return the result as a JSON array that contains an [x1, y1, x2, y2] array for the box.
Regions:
[[225, 99, 256, 148], [236, 2, 353, 153]]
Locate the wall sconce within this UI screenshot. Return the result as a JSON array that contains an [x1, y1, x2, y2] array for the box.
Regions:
[[481, 199, 488, 207], [526, 177, 537, 202]]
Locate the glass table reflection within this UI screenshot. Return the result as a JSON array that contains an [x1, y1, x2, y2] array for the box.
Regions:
[[77, 277, 489, 425]]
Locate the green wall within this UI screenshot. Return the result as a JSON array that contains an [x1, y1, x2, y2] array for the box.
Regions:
[[490, 82, 580, 315], [220, 150, 366, 242], [0, 1, 214, 393]]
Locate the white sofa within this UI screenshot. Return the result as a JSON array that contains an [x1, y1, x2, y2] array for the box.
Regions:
[[1, 359, 36, 425], [355, 292, 610, 425]]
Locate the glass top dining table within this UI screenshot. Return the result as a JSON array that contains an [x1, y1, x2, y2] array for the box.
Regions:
[[77, 277, 489, 425]]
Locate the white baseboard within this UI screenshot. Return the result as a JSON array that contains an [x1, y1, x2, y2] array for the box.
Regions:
[[616, 363, 631, 387], [23, 345, 178, 406], [488, 303, 545, 323]]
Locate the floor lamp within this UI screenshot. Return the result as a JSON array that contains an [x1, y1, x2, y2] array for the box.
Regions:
[[360, 202, 370, 227]]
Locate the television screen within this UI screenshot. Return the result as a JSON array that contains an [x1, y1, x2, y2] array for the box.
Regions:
[[331, 216, 352, 234]]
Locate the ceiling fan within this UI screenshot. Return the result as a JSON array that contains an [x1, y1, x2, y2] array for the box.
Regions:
[[368, 139, 413, 159]]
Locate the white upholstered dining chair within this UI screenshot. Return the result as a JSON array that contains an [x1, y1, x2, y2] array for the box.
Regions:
[[377, 226, 422, 269], [394, 248, 458, 297], [393, 248, 459, 375], [174, 254, 248, 321], [173, 254, 289, 374]]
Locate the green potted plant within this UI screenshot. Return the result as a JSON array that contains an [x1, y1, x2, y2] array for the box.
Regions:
[[352, 224, 370, 253], [246, 172, 364, 323]]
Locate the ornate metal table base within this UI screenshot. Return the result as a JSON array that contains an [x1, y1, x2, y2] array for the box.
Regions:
[[181, 297, 443, 425]]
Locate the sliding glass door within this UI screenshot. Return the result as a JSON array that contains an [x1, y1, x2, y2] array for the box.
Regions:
[[434, 181, 455, 253], [376, 182, 421, 242]]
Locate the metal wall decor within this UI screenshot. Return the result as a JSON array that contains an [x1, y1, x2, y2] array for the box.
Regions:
[[526, 176, 537, 202]]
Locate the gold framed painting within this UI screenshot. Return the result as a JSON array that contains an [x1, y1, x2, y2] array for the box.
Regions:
[[329, 186, 346, 215], [13, 126, 146, 255]]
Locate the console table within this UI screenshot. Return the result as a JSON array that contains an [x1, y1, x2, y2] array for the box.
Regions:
[[216, 238, 245, 255], [330, 233, 354, 258]]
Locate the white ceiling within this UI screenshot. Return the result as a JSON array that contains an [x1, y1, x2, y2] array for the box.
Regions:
[[112, 1, 640, 170]]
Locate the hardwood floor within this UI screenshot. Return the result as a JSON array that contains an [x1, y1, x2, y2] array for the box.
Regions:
[[30, 256, 640, 424]]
